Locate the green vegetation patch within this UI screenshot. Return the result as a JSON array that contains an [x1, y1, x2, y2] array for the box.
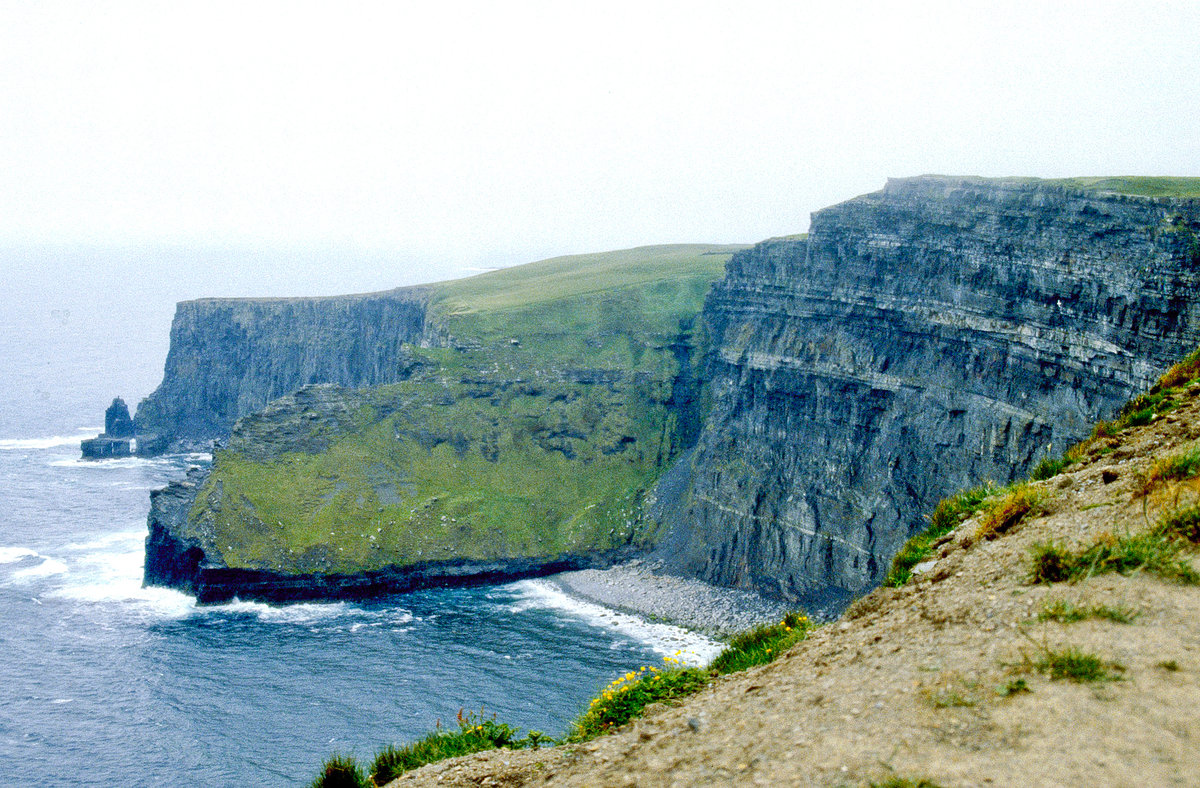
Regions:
[[885, 483, 999, 586], [1029, 646, 1125, 683], [313, 611, 813, 784], [1139, 444, 1200, 496], [569, 660, 711, 741], [974, 483, 1047, 541], [310, 754, 367, 788], [189, 245, 740, 574], [1030, 503, 1200, 585], [1038, 599, 1137, 624], [368, 711, 549, 786], [707, 611, 811, 674], [571, 611, 812, 742]]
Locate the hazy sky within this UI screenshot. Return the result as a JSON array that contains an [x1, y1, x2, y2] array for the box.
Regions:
[[2, 0, 1199, 296]]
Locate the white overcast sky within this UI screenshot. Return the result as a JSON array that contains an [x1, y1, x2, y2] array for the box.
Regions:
[[2, 0, 1199, 295]]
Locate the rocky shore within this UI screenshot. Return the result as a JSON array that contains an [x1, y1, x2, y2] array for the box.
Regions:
[[547, 559, 796, 639]]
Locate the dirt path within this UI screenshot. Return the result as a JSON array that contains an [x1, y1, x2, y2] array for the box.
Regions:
[[388, 387, 1200, 788]]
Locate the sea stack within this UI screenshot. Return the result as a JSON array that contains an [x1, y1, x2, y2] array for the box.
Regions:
[[81, 397, 134, 459]]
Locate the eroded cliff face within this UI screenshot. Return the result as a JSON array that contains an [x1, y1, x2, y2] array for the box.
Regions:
[[660, 176, 1200, 608], [133, 288, 431, 451], [140, 246, 739, 600]]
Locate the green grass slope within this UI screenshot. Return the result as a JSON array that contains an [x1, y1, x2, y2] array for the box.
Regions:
[[188, 245, 744, 575]]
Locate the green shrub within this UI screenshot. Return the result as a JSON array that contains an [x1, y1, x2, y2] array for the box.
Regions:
[[310, 754, 367, 788], [708, 611, 811, 674]]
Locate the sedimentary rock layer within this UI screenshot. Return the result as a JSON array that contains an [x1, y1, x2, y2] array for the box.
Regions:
[[658, 176, 1200, 606]]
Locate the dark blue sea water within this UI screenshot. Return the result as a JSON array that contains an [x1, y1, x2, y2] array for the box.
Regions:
[[0, 268, 717, 786]]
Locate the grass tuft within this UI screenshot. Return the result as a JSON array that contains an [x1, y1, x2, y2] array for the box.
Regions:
[[1031, 647, 1124, 682], [975, 484, 1046, 541], [1029, 504, 1200, 586], [368, 710, 548, 785], [310, 754, 367, 788], [1030, 542, 1076, 583], [870, 778, 946, 788], [1030, 455, 1071, 481], [885, 484, 998, 586], [997, 677, 1031, 697], [1038, 599, 1137, 624], [1140, 447, 1200, 496], [1155, 347, 1200, 391], [1159, 504, 1200, 544]]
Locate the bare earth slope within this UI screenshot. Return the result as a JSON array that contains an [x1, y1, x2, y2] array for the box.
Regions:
[[390, 383, 1200, 787]]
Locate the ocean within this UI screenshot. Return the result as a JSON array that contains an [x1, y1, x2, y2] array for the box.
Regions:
[[0, 262, 718, 786]]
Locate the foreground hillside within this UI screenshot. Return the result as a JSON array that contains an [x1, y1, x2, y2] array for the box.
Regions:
[[390, 354, 1200, 787]]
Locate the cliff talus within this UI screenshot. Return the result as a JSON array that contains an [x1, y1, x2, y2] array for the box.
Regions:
[[661, 176, 1200, 607]]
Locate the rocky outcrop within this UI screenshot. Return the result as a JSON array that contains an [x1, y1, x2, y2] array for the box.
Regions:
[[81, 397, 135, 458], [105, 397, 134, 437], [133, 288, 431, 452], [657, 176, 1200, 607]]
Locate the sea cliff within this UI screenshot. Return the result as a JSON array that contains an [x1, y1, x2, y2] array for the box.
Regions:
[[658, 175, 1200, 607], [137, 177, 1200, 606], [140, 245, 740, 600]]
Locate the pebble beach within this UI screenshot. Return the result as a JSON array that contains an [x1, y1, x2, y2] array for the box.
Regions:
[[547, 559, 795, 639]]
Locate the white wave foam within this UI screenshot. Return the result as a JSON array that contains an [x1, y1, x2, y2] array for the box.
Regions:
[[0, 546, 40, 564], [205, 598, 414, 627], [504, 579, 722, 666], [8, 556, 69, 582], [0, 429, 102, 451], [49, 455, 177, 469], [62, 529, 146, 552]]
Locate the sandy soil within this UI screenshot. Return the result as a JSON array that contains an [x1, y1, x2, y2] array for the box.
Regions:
[[387, 385, 1200, 788]]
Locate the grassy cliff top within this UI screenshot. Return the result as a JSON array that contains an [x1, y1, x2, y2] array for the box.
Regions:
[[901, 173, 1200, 198], [1043, 176, 1200, 198], [432, 244, 747, 314]]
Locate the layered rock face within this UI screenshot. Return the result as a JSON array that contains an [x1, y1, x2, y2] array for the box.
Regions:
[[133, 288, 431, 452], [660, 176, 1200, 608]]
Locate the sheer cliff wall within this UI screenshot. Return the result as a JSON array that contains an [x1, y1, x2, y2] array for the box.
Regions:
[[133, 288, 431, 450], [659, 176, 1200, 607]]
